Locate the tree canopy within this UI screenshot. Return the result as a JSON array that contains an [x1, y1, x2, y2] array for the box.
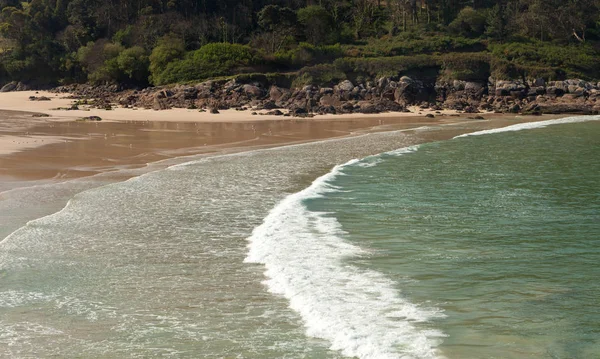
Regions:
[[1, 0, 600, 86]]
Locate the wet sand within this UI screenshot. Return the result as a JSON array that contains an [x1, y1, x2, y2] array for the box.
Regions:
[[0, 90, 565, 193]]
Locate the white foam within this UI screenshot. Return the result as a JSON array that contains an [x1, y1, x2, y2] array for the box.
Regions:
[[454, 115, 600, 139], [245, 149, 445, 359]]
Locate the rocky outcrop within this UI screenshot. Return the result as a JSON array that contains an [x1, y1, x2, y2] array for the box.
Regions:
[[52, 76, 600, 117], [0, 81, 30, 92]]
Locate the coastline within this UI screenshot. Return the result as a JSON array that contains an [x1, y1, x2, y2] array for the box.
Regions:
[[0, 89, 567, 191]]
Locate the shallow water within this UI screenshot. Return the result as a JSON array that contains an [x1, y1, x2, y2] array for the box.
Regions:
[[1, 116, 598, 358]]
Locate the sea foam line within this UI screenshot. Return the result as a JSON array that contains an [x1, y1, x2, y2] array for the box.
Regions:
[[245, 148, 445, 359], [454, 115, 600, 138]]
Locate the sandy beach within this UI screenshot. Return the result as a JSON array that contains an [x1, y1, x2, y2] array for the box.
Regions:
[[0, 90, 564, 191]]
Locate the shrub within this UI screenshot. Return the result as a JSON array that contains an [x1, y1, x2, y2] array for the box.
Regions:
[[297, 6, 334, 45], [449, 7, 487, 38], [274, 43, 343, 68], [291, 64, 347, 87], [489, 41, 600, 80], [149, 35, 185, 84], [153, 43, 261, 85], [440, 52, 490, 81], [117, 46, 149, 84], [334, 55, 438, 78]]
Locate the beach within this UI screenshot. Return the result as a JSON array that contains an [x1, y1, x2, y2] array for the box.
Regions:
[[0, 90, 530, 188], [2, 90, 596, 359]]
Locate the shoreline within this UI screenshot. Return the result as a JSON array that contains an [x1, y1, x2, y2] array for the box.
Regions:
[[0, 90, 568, 193]]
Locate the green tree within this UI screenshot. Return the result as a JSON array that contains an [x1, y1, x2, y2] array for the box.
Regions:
[[297, 6, 334, 45], [149, 35, 185, 84], [117, 46, 150, 84], [448, 6, 487, 37], [257, 5, 297, 53]]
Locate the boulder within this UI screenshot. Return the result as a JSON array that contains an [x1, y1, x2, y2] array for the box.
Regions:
[[337, 80, 354, 92], [0, 81, 17, 92], [243, 84, 263, 97]]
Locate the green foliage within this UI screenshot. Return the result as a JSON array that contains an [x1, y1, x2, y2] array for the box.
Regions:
[[489, 41, 600, 79], [297, 6, 334, 45], [343, 34, 484, 57], [117, 46, 149, 84], [449, 7, 487, 38], [153, 43, 260, 85], [291, 64, 347, 88], [440, 52, 491, 81], [274, 43, 343, 69], [334, 55, 438, 78], [149, 35, 185, 84], [0, 0, 599, 86]]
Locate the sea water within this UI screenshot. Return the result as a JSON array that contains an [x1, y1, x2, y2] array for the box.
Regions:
[[1, 117, 599, 358]]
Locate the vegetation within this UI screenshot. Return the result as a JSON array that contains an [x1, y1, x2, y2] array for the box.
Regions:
[[1, 0, 600, 87]]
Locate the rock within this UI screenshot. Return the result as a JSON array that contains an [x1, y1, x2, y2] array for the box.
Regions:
[[210, 108, 220, 114], [508, 104, 521, 113], [29, 96, 51, 101], [80, 116, 102, 121], [463, 106, 480, 113], [269, 86, 284, 102], [425, 114, 435, 118], [182, 86, 198, 100], [32, 113, 50, 117], [547, 86, 565, 96], [261, 101, 278, 110], [319, 94, 342, 107], [0, 82, 17, 92], [377, 77, 389, 89], [319, 87, 334, 95], [266, 109, 283, 116], [337, 80, 354, 92], [290, 107, 308, 116], [242, 84, 263, 97], [532, 78, 546, 87], [464, 82, 484, 93], [152, 97, 169, 110]]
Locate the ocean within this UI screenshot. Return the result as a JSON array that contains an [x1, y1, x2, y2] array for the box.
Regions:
[[1, 116, 598, 358]]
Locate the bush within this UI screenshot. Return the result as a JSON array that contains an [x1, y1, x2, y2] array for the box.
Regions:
[[153, 43, 261, 85], [440, 52, 490, 81], [334, 55, 438, 78], [297, 6, 334, 45], [292, 64, 347, 87], [274, 43, 344, 68], [342, 34, 484, 58], [149, 35, 185, 84], [117, 46, 149, 84], [449, 7, 487, 38], [489, 41, 600, 80]]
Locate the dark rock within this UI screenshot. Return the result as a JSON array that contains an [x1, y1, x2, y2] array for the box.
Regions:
[[266, 109, 284, 116], [80, 116, 102, 121], [210, 108, 220, 114], [425, 114, 435, 118], [29, 96, 51, 101], [0, 82, 17, 92], [337, 80, 354, 92], [242, 84, 263, 97], [261, 101, 278, 110]]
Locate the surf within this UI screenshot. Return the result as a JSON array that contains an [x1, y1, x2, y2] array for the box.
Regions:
[[245, 149, 445, 359]]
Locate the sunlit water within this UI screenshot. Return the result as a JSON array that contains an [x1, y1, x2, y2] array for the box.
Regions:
[[1, 117, 598, 358]]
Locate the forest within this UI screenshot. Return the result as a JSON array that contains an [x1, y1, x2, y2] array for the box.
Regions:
[[1, 0, 600, 88]]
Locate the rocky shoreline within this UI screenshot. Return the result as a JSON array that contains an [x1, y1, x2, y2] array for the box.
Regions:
[[4, 76, 600, 117]]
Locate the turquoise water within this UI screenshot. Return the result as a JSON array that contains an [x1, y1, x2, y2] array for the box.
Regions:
[[1, 117, 599, 358], [298, 120, 600, 358]]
